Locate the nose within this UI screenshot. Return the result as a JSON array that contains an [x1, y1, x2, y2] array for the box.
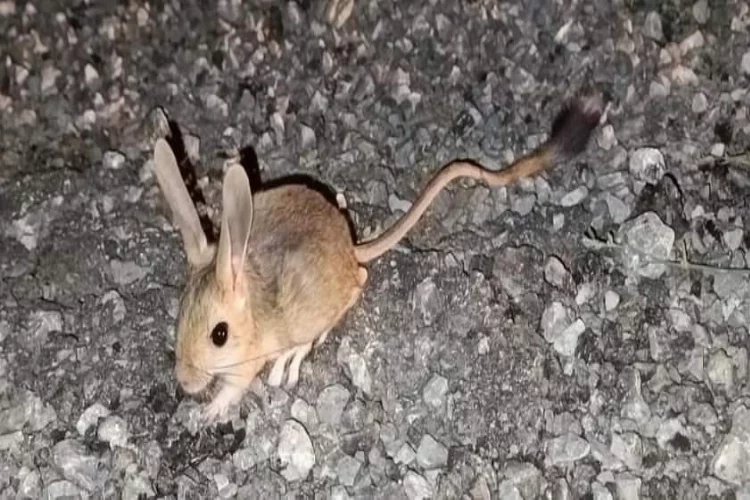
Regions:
[[175, 363, 208, 394]]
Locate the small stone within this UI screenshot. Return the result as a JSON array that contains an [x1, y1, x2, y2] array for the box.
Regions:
[[713, 437, 750, 486], [18, 469, 42, 498], [44, 481, 85, 499], [103, 150, 126, 170], [610, 432, 643, 470], [671, 65, 699, 86], [724, 228, 744, 251], [656, 418, 686, 449], [545, 433, 590, 466], [403, 471, 433, 500], [707, 349, 735, 394], [553, 213, 565, 230], [336, 454, 361, 487], [232, 448, 257, 471], [0, 389, 57, 434], [389, 193, 412, 214], [270, 112, 285, 140], [0, 2, 16, 16], [0, 320, 9, 344], [687, 403, 718, 430], [541, 302, 584, 356], [41, 65, 61, 93], [300, 124, 316, 149], [0, 431, 23, 450], [414, 277, 443, 326], [394, 443, 416, 465], [183, 134, 200, 163], [213, 473, 237, 499], [604, 291, 620, 311], [616, 212, 675, 279], [28, 310, 63, 343], [649, 80, 670, 98], [84, 64, 99, 84], [615, 473, 641, 500], [76, 403, 111, 435], [416, 434, 449, 469], [669, 308, 691, 332], [559, 186, 588, 207], [136, 7, 149, 26], [597, 125, 617, 150], [643, 11, 663, 41], [557, 319, 586, 357], [205, 94, 229, 117], [172, 400, 202, 435], [496, 481, 523, 500], [511, 194, 536, 216], [692, 93, 708, 113], [679, 31, 705, 54], [101, 290, 127, 324], [97, 415, 129, 449], [422, 374, 448, 408], [330, 485, 351, 500], [109, 259, 149, 286], [604, 193, 631, 224], [621, 370, 651, 427], [344, 350, 372, 396], [692, 0, 710, 24], [277, 419, 315, 481], [478, 337, 490, 355], [316, 384, 350, 426], [123, 471, 155, 500], [470, 476, 492, 500], [541, 302, 572, 340], [290, 398, 317, 428], [544, 256, 572, 289], [52, 440, 102, 492], [629, 148, 665, 186], [711, 143, 726, 156], [591, 482, 614, 500], [500, 462, 544, 499], [742, 52, 750, 77]]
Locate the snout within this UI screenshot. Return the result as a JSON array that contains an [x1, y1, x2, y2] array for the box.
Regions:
[[175, 362, 211, 394]]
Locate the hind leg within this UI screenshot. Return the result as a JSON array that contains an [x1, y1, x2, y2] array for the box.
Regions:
[[314, 266, 368, 349], [282, 266, 368, 387]]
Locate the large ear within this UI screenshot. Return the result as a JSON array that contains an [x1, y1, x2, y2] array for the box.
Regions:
[[215, 164, 254, 292], [152, 139, 208, 267]]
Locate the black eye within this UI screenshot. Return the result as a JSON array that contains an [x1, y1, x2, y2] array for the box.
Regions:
[[211, 322, 228, 347]]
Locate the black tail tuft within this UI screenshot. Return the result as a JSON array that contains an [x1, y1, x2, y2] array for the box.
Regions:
[[548, 94, 603, 160]]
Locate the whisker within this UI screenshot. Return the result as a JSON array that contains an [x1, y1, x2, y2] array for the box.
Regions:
[[210, 341, 310, 371], [174, 355, 212, 377]]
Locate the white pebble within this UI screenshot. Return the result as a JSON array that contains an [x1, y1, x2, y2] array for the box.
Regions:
[[604, 291, 620, 311]]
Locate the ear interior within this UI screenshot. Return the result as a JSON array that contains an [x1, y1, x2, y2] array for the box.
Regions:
[[215, 164, 254, 291], [152, 139, 208, 267]]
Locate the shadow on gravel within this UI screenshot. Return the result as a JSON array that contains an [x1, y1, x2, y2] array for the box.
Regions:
[[163, 118, 359, 244], [163, 119, 218, 243]]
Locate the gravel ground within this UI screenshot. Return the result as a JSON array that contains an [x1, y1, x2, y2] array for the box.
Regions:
[[2, 0, 750, 498]]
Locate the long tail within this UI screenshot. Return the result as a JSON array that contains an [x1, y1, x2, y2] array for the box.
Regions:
[[354, 93, 604, 264]]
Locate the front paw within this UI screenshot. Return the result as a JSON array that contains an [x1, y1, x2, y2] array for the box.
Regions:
[[201, 400, 230, 424], [200, 387, 243, 424]]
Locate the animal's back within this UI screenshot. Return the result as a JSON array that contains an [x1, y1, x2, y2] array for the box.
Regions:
[[248, 184, 361, 343]]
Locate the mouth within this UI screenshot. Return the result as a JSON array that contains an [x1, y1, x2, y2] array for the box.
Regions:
[[176, 365, 217, 396], [181, 373, 223, 404]]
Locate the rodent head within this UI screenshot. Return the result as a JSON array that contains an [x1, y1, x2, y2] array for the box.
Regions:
[[151, 139, 257, 396], [173, 259, 257, 395]]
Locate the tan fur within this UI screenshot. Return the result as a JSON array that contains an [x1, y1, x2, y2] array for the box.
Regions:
[[152, 94, 603, 422]]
